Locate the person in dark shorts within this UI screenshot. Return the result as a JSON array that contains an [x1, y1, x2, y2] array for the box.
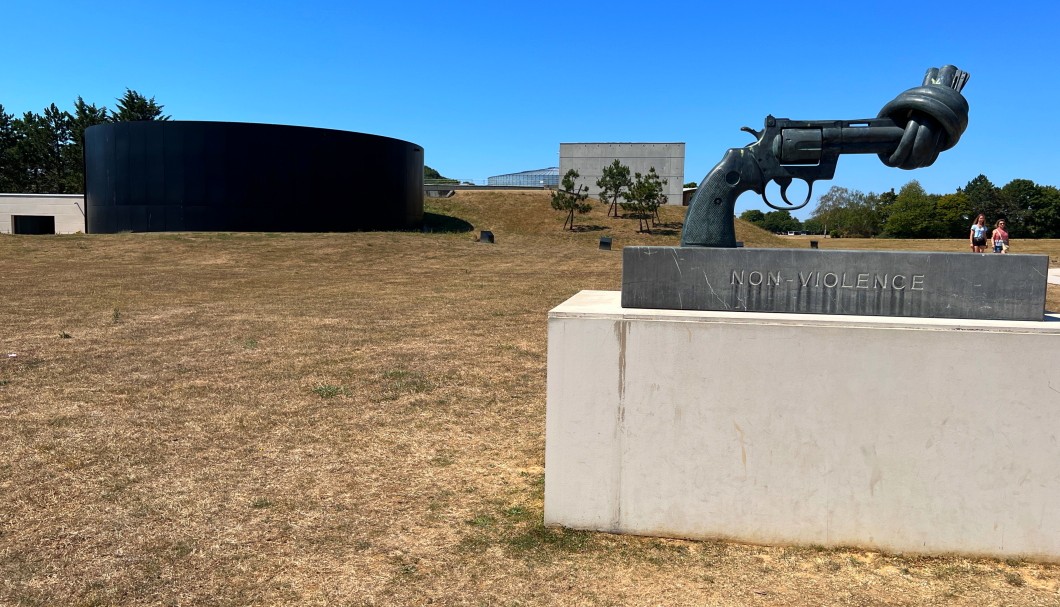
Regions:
[[969, 213, 988, 253]]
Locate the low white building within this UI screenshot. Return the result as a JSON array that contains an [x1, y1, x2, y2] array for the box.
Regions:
[[0, 194, 85, 234]]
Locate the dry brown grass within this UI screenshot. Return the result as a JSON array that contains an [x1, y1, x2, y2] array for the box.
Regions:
[[2, 190, 1059, 606]]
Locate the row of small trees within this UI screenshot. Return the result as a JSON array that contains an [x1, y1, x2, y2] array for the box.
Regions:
[[0, 90, 169, 194], [739, 175, 1060, 239], [551, 160, 667, 231]]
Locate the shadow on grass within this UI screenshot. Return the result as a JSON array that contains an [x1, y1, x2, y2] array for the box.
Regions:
[[649, 228, 680, 237], [566, 224, 608, 233], [654, 221, 684, 230], [421, 212, 474, 233]]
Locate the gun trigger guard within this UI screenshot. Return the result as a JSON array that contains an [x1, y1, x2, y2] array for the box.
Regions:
[[771, 180, 809, 210], [762, 177, 789, 209]]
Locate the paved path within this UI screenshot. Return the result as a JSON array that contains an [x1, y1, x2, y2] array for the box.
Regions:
[[1049, 268, 1060, 286]]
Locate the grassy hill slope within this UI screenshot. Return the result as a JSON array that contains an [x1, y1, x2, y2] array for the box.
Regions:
[[426, 189, 787, 248]]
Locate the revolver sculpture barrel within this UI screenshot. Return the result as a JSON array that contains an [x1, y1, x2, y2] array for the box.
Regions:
[[680, 65, 970, 248]]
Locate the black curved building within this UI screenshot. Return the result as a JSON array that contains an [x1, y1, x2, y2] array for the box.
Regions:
[[84, 121, 423, 233]]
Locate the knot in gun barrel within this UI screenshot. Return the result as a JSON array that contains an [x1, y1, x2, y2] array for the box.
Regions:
[[876, 65, 970, 170]]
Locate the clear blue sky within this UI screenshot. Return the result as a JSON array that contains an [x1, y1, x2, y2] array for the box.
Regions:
[[3, 0, 1057, 218]]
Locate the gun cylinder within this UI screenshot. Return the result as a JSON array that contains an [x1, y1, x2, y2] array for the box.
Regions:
[[774, 120, 905, 165]]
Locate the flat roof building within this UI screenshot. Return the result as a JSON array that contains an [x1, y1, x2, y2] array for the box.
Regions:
[[0, 194, 85, 234]]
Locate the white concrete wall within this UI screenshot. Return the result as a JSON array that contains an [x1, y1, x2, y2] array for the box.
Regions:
[[0, 194, 85, 234], [545, 290, 1060, 560], [559, 143, 685, 206]]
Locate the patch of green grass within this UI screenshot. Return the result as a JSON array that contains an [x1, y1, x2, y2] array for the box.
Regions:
[[502, 506, 532, 521], [507, 524, 591, 555], [519, 471, 545, 489], [466, 514, 496, 528], [312, 384, 345, 398], [243, 338, 258, 350], [460, 504, 594, 561]]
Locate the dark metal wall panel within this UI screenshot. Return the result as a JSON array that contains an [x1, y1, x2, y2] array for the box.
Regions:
[[84, 121, 424, 233]]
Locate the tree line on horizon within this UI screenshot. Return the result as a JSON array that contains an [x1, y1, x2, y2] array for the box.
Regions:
[[8, 94, 1058, 241], [0, 90, 169, 195], [740, 175, 1060, 239]]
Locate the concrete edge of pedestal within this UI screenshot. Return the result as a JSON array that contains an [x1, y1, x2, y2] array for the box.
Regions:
[[550, 290, 1060, 333]]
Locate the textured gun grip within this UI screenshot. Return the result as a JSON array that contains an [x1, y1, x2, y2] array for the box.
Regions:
[[680, 148, 761, 248]]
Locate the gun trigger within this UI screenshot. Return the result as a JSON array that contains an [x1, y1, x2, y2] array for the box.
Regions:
[[779, 179, 794, 206], [740, 126, 762, 140]]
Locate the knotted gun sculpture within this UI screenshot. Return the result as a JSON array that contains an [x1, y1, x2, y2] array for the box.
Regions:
[[681, 65, 970, 247]]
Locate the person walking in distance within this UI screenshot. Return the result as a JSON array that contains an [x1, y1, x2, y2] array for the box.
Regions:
[[969, 213, 988, 253], [991, 219, 1009, 253]]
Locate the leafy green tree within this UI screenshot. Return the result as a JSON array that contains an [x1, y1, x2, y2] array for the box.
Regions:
[[620, 167, 666, 232], [875, 188, 897, 226], [802, 217, 825, 234], [40, 104, 74, 193], [0, 104, 17, 192], [1003, 179, 1060, 238], [810, 186, 882, 237], [1028, 185, 1060, 238], [66, 97, 110, 192], [883, 180, 941, 237], [112, 89, 170, 122], [760, 210, 801, 233], [551, 169, 591, 230], [961, 174, 1003, 223], [12, 111, 52, 193], [424, 165, 457, 184], [683, 181, 699, 188], [596, 159, 631, 218], [1, 91, 171, 194], [934, 191, 973, 237], [739, 209, 765, 225]]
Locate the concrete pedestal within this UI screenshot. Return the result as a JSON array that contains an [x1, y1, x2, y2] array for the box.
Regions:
[[545, 290, 1060, 559]]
